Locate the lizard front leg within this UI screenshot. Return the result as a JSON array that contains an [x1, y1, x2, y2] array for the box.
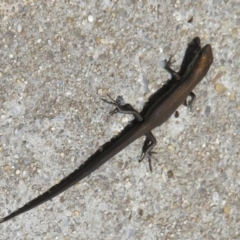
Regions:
[[101, 94, 143, 121]]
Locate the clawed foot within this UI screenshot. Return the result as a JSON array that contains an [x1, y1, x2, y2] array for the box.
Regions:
[[164, 55, 174, 68], [101, 94, 125, 115], [139, 150, 157, 172]]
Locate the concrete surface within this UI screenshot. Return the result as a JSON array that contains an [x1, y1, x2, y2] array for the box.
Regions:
[[0, 1, 239, 239]]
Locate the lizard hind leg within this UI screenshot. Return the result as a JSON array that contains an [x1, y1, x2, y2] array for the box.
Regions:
[[139, 132, 157, 172]]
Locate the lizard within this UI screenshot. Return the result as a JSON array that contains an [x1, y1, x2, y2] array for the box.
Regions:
[[0, 37, 213, 223]]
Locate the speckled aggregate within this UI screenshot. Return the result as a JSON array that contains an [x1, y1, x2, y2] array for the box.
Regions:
[[0, 1, 239, 240]]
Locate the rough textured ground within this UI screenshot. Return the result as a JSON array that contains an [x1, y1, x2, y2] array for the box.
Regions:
[[0, 1, 239, 239]]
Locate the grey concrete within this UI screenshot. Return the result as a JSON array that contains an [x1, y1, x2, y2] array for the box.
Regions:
[[0, 1, 239, 239]]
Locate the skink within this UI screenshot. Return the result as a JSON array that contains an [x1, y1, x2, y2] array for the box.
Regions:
[[0, 37, 213, 223]]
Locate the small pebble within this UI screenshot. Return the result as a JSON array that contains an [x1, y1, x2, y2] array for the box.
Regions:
[[167, 170, 174, 178], [74, 210, 79, 216], [3, 165, 11, 172], [17, 24, 22, 33], [39, 25, 43, 32], [88, 15, 94, 22], [215, 83, 227, 93], [97, 88, 103, 95], [168, 144, 174, 151], [229, 92, 235, 101], [223, 206, 231, 215]]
